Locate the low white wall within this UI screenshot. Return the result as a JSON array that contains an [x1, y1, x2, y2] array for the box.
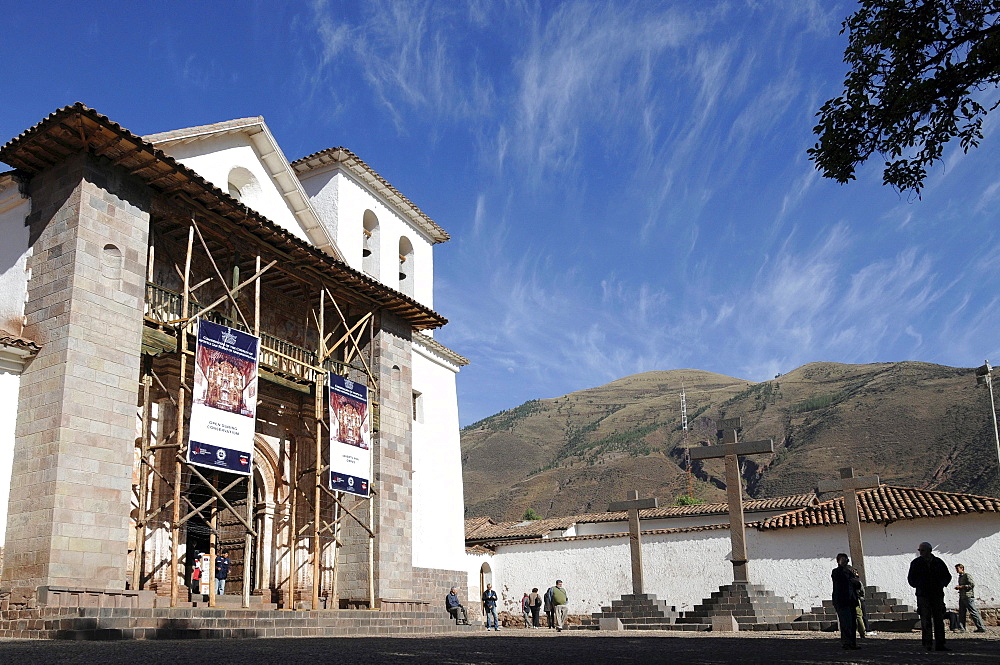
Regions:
[[480, 514, 1000, 616]]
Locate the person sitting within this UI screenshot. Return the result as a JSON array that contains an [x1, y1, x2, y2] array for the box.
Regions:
[[445, 587, 469, 624]]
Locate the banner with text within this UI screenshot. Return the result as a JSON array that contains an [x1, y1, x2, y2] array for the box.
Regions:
[[188, 318, 259, 475], [328, 373, 371, 497]]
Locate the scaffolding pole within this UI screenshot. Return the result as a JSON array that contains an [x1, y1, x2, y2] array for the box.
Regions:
[[169, 222, 194, 607], [131, 363, 153, 591], [312, 290, 325, 610]]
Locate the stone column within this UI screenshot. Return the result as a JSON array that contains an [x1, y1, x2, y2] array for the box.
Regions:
[[1, 153, 150, 603], [370, 312, 414, 602]]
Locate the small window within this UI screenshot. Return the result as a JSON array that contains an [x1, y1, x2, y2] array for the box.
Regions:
[[412, 391, 423, 423], [227, 167, 261, 207], [363, 210, 379, 277], [398, 236, 414, 297]]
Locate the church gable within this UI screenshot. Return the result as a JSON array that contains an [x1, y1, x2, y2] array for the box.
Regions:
[[293, 148, 447, 310], [145, 118, 341, 260]]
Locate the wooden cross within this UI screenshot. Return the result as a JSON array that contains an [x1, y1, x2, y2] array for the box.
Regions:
[[608, 491, 659, 595], [689, 417, 773, 583], [816, 467, 879, 585]]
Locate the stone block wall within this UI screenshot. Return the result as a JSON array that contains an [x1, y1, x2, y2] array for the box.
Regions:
[[1, 153, 150, 602], [370, 312, 413, 601], [412, 566, 468, 607]]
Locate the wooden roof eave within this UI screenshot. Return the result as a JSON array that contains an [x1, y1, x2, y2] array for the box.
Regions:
[[0, 104, 447, 331]]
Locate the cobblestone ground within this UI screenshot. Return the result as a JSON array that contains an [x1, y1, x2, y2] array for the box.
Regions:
[[0, 628, 997, 665]]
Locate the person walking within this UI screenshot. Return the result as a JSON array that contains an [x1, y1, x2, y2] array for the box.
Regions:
[[482, 583, 500, 631], [546, 580, 569, 632], [528, 587, 542, 628], [543, 587, 555, 629], [832, 553, 861, 650], [521, 592, 531, 628], [908, 541, 952, 652], [953, 564, 987, 633]]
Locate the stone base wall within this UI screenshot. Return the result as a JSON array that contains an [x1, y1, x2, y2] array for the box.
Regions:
[[0, 606, 477, 640], [412, 566, 467, 606], [0, 586, 156, 611]]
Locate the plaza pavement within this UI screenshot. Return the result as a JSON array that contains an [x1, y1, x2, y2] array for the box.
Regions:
[[0, 627, 996, 665]]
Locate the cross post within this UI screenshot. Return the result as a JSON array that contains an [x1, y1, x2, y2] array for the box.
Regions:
[[689, 417, 773, 583], [816, 467, 879, 585], [608, 490, 658, 595]]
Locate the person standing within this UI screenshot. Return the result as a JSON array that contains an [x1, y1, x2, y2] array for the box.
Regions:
[[482, 583, 499, 631], [546, 580, 569, 632], [832, 553, 861, 650], [521, 592, 531, 628], [954, 564, 987, 633], [191, 553, 202, 593], [908, 541, 952, 652], [215, 550, 230, 596], [445, 587, 469, 624], [528, 587, 542, 628], [543, 587, 555, 629]]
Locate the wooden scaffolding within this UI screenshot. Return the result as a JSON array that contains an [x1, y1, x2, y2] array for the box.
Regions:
[[131, 203, 384, 610]]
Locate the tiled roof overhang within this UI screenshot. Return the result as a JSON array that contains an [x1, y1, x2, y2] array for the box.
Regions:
[[414, 331, 470, 367], [474, 523, 732, 548], [756, 485, 1000, 530], [0, 330, 40, 353], [583, 493, 818, 524], [291, 146, 450, 244], [0, 104, 447, 330]]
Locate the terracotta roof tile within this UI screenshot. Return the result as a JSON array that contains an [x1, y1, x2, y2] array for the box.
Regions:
[[473, 523, 732, 548], [465, 493, 817, 544], [586, 493, 817, 524], [0, 330, 40, 353], [756, 485, 1000, 530], [464, 516, 495, 539], [465, 545, 493, 555]]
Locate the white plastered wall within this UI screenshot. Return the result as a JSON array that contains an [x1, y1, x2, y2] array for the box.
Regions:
[[158, 134, 309, 243], [411, 342, 466, 572], [465, 549, 493, 605], [299, 168, 435, 310], [0, 181, 30, 547], [480, 514, 1000, 616], [0, 371, 19, 547]]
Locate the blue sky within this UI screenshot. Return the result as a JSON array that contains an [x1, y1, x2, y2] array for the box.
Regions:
[[3, 1, 999, 427]]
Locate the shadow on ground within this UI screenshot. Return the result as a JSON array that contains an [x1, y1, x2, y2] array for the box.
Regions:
[[0, 634, 997, 665]]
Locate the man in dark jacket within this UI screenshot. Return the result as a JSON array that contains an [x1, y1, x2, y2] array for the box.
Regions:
[[832, 553, 860, 650], [482, 583, 499, 631], [215, 551, 230, 596], [907, 541, 952, 651], [445, 587, 469, 624]]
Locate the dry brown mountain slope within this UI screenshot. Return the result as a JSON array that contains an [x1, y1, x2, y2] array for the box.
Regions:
[[460, 362, 1000, 521]]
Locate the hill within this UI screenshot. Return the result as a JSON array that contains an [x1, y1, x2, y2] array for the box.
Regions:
[[460, 362, 1000, 521]]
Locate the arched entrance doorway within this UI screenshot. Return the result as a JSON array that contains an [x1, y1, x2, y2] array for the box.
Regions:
[[479, 562, 492, 602]]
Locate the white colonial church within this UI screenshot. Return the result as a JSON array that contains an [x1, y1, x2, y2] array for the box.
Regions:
[[0, 106, 468, 608]]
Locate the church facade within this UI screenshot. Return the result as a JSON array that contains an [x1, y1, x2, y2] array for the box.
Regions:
[[0, 104, 468, 611]]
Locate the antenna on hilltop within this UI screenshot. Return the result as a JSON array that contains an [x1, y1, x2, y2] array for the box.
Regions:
[[681, 385, 692, 497]]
